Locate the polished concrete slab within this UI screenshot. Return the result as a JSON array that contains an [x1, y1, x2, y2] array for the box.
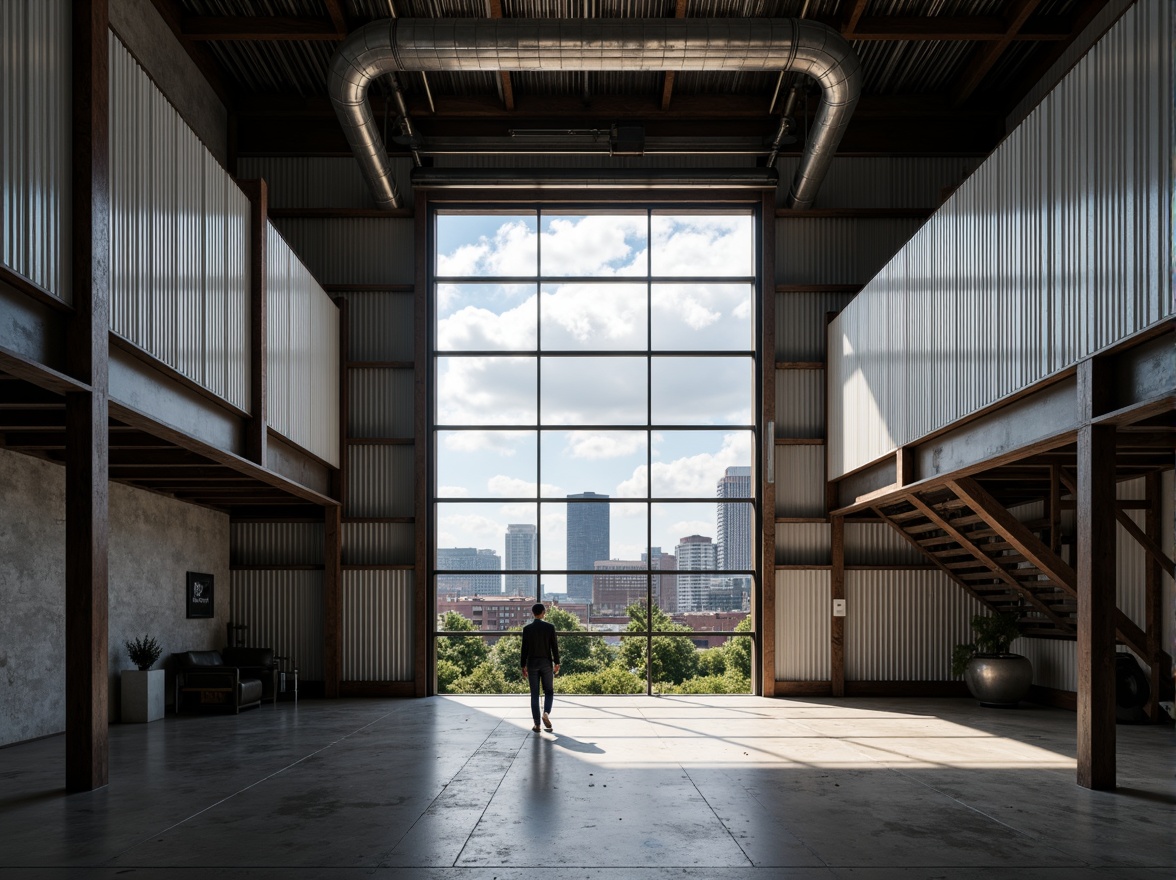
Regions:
[[0, 696, 1172, 879]]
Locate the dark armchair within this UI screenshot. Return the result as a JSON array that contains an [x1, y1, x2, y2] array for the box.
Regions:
[[173, 648, 277, 714]]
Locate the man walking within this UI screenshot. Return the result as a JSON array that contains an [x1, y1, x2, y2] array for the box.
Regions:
[[520, 603, 560, 732]]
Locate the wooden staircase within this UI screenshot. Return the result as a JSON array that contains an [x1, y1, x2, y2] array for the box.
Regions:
[[874, 482, 1077, 638]]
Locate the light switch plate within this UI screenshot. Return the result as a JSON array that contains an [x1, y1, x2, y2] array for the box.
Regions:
[[832, 599, 846, 617]]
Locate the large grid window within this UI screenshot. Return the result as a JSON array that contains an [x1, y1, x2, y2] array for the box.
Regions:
[[432, 207, 759, 695]]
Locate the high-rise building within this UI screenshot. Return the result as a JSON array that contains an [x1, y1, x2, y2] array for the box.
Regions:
[[675, 535, 716, 612], [716, 466, 752, 572], [566, 492, 609, 604], [436, 547, 502, 597], [643, 546, 677, 613], [503, 524, 537, 596]]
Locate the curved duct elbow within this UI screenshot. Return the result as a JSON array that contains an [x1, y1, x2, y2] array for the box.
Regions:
[[328, 18, 861, 210]]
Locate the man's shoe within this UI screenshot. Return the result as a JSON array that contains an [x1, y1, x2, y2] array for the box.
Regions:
[[542, 713, 552, 731], [532, 723, 540, 732]]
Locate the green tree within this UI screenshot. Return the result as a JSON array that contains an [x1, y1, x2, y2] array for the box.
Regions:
[[450, 661, 526, 695], [436, 612, 488, 678], [618, 603, 699, 685], [489, 606, 612, 678], [720, 615, 754, 679]]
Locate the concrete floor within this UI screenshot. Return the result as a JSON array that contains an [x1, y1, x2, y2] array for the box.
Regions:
[[0, 696, 1172, 879]]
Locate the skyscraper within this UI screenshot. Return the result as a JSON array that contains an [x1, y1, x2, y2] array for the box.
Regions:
[[716, 466, 752, 572], [436, 547, 502, 597], [504, 524, 537, 596], [566, 492, 609, 604], [675, 534, 716, 612]]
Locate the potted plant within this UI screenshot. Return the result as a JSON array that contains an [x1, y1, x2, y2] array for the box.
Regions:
[[121, 635, 165, 723], [951, 612, 1032, 707]]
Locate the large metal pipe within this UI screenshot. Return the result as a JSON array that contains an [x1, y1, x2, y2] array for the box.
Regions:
[[328, 18, 860, 210]]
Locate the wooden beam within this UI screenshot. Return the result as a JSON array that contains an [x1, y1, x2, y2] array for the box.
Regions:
[[761, 191, 777, 699], [842, 0, 870, 34], [952, 0, 1045, 105], [660, 0, 689, 111], [324, 503, 342, 698], [1143, 473, 1168, 720], [486, 0, 514, 111], [66, 0, 110, 794], [146, 0, 238, 108], [323, 0, 349, 35], [1076, 421, 1117, 790], [239, 179, 268, 468], [831, 516, 845, 697]]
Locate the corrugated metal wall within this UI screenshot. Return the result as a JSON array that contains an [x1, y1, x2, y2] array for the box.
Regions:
[[774, 569, 830, 681], [844, 523, 925, 566], [829, 0, 1173, 478], [231, 522, 324, 566], [776, 218, 926, 286], [266, 222, 341, 466], [341, 291, 415, 362], [230, 570, 324, 680], [775, 157, 979, 210], [775, 524, 829, 565], [1163, 471, 1174, 669], [775, 290, 857, 362], [1, 0, 71, 302], [774, 445, 825, 517], [345, 445, 415, 518], [845, 569, 984, 680], [271, 218, 415, 287], [343, 522, 415, 566], [774, 370, 823, 438], [108, 35, 250, 410], [343, 570, 414, 681], [1016, 637, 1076, 692], [350, 368, 414, 438], [236, 156, 415, 209]]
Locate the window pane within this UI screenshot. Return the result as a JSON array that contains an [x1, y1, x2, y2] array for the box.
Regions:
[[540, 430, 647, 499], [540, 357, 646, 425], [540, 213, 647, 276], [437, 430, 537, 499], [650, 430, 753, 498], [437, 356, 536, 425], [436, 283, 536, 351], [542, 498, 650, 579], [436, 502, 537, 596], [649, 635, 753, 694], [651, 283, 752, 351], [650, 357, 753, 425], [540, 283, 647, 351], [436, 214, 537, 277], [650, 213, 753, 277]]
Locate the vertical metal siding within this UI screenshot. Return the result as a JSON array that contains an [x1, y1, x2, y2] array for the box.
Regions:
[[271, 218, 415, 286], [266, 222, 341, 466], [343, 570, 414, 681], [1016, 637, 1077, 692], [775, 445, 826, 517], [108, 35, 250, 409], [844, 569, 984, 680], [829, 0, 1172, 477], [774, 523, 830, 565], [1162, 470, 1174, 665], [1115, 477, 1148, 631], [774, 569, 830, 680], [844, 522, 926, 566], [774, 369, 824, 439], [231, 522, 324, 566], [345, 291, 414, 362], [775, 290, 856, 362], [345, 445, 415, 518], [230, 570, 324, 680], [349, 368, 414, 438], [1, 0, 71, 302], [342, 522, 415, 566], [235, 157, 415, 209], [776, 218, 926, 286], [775, 157, 982, 210]]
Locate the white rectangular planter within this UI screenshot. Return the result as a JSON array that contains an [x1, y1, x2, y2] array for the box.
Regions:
[[121, 669, 165, 723]]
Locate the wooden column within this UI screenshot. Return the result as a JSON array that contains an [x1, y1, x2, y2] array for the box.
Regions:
[[760, 191, 777, 697], [831, 515, 846, 697], [66, 0, 110, 793], [1075, 360, 1116, 790], [239, 178, 268, 467], [323, 503, 343, 698], [1143, 472, 1164, 721]]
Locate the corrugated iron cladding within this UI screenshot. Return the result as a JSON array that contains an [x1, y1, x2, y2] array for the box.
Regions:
[[343, 522, 415, 565], [109, 35, 250, 410], [231, 521, 325, 566], [1016, 637, 1075, 692], [774, 157, 980, 210], [237, 157, 413, 209], [272, 219, 415, 286], [774, 368, 824, 439], [266, 223, 341, 466], [346, 445, 415, 518], [1, 0, 71, 302], [230, 570, 325, 680], [344, 292, 415, 361], [774, 522, 829, 565], [829, 1, 1173, 478], [843, 522, 924, 565], [776, 218, 925, 285], [343, 570, 415, 681], [845, 569, 983, 680], [774, 444, 825, 517], [350, 368, 414, 438], [775, 290, 855, 362], [774, 569, 830, 681]]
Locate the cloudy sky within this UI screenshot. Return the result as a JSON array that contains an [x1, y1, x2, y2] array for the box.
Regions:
[[434, 211, 757, 594]]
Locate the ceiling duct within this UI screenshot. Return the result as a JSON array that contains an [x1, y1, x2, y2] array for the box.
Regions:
[[328, 18, 861, 210]]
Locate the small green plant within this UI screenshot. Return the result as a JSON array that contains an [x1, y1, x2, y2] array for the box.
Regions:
[[125, 635, 162, 671], [951, 612, 1022, 677]]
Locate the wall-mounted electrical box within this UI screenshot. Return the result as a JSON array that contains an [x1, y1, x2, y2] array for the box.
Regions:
[[832, 599, 846, 617]]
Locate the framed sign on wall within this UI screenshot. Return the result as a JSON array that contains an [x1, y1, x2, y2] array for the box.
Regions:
[[186, 572, 215, 619]]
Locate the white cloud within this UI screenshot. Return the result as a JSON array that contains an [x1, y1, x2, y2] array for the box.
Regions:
[[436, 512, 504, 547], [650, 215, 753, 276], [664, 519, 714, 544], [437, 220, 538, 276], [437, 485, 471, 498], [564, 431, 645, 460], [443, 431, 524, 454], [617, 432, 749, 497], [541, 283, 645, 348], [540, 215, 647, 276], [438, 299, 537, 350], [437, 357, 536, 425], [486, 475, 564, 498]]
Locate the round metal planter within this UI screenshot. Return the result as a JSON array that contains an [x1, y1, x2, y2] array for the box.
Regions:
[[964, 654, 1033, 707]]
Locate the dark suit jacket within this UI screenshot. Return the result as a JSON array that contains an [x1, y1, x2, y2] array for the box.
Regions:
[[520, 618, 560, 668]]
